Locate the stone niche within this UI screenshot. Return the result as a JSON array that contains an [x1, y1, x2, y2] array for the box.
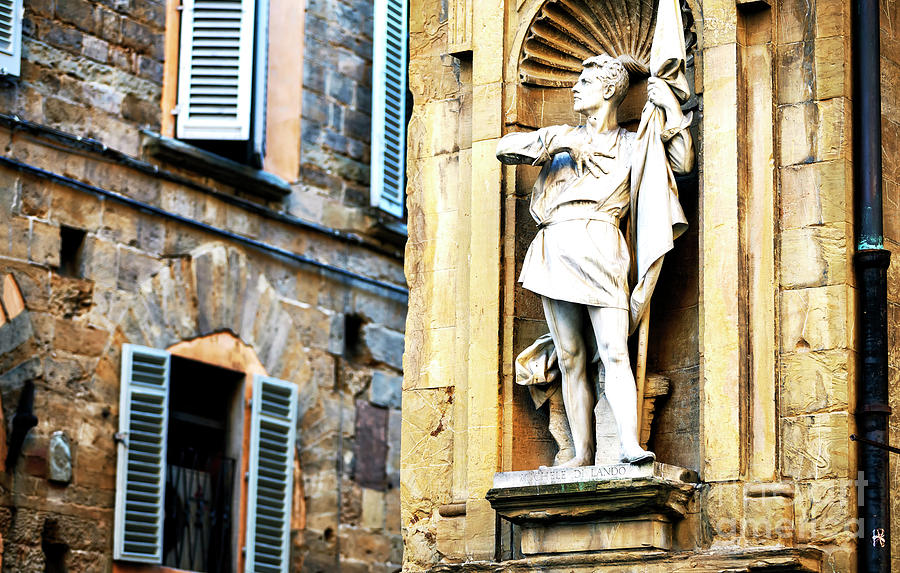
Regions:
[[506, 0, 702, 476]]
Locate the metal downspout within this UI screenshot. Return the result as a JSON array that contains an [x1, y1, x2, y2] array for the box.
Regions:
[[853, 0, 891, 569]]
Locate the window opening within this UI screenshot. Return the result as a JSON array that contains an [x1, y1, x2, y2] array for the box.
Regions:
[[163, 356, 244, 572], [41, 518, 69, 573], [58, 226, 86, 278]]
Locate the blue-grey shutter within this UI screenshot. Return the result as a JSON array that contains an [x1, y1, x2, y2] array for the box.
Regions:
[[250, 0, 270, 166], [0, 0, 23, 77], [370, 0, 408, 218], [114, 344, 171, 563], [177, 0, 256, 140], [245, 375, 298, 573]]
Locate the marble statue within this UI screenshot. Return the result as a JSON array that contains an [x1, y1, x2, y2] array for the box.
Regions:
[[497, 49, 694, 467]]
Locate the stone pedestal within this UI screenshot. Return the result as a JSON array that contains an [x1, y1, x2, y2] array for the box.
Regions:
[[486, 463, 698, 555]]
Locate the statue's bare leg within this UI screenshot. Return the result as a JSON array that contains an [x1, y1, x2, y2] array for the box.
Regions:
[[542, 296, 594, 467], [587, 306, 655, 464]]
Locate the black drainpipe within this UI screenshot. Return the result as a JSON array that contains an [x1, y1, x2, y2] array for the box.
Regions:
[[853, 0, 891, 569]]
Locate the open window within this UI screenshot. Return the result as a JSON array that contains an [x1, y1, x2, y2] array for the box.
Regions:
[[114, 344, 298, 572]]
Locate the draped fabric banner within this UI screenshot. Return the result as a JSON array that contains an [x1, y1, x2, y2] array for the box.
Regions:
[[627, 0, 691, 333]]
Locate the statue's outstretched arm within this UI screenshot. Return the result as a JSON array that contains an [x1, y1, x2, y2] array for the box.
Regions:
[[496, 129, 552, 166]]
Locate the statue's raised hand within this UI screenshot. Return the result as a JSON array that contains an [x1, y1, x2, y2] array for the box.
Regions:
[[647, 77, 684, 128]]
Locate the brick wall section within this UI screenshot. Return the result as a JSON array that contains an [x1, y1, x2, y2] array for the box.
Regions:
[[7, 0, 166, 155], [2, 0, 395, 237], [882, 0, 900, 569], [292, 0, 378, 228]]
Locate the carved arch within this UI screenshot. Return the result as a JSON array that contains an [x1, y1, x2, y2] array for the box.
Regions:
[[116, 242, 311, 382]]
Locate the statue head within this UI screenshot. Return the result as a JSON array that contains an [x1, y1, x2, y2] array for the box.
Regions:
[[572, 54, 630, 114]]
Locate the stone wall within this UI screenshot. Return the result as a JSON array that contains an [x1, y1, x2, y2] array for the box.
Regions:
[[6, 0, 394, 238], [0, 0, 407, 571], [402, 0, 865, 570], [294, 0, 380, 229], [883, 0, 900, 569]]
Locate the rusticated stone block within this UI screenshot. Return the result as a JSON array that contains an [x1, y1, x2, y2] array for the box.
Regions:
[[779, 285, 850, 353], [704, 482, 743, 543], [400, 388, 453, 524], [777, 0, 815, 43], [778, 98, 850, 167], [361, 487, 386, 529], [115, 246, 161, 292], [30, 219, 60, 267], [354, 400, 389, 490], [362, 323, 404, 370], [50, 184, 101, 231], [780, 160, 850, 229], [794, 479, 856, 544], [815, 35, 850, 100], [779, 224, 849, 289], [780, 350, 851, 415], [816, 0, 850, 37], [781, 412, 851, 480], [370, 370, 402, 410], [743, 488, 795, 544], [775, 42, 814, 105], [52, 319, 108, 357]]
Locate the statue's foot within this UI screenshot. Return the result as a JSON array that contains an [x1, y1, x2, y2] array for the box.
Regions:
[[621, 446, 655, 465], [554, 453, 594, 468], [553, 448, 576, 467]]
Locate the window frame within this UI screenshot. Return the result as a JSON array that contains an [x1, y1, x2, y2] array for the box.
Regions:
[[113, 343, 298, 572], [160, 0, 304, 182]]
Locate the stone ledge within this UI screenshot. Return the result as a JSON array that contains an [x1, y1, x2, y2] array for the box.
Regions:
[[142, 131, 292, 201], [487, 463, 699, 523], [430, 546, 826, 572]]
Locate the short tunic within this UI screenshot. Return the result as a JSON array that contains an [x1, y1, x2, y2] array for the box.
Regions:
[[496, 122, 692, 308]]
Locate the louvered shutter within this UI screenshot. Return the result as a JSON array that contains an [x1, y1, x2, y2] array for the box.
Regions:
[[0, 0, 23, 77], [370, 0, 408, 218], [245, 375, 298, 573], [114, 344, 171, 563], [176, 0, 256, 140]]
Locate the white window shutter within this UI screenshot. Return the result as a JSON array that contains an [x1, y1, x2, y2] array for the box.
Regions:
[[370, 0, 408, 218], [176, 0, 256, 140], [0, 0, 23, 77], [114, 344, 171, 563], [245, 375, 298, 573]]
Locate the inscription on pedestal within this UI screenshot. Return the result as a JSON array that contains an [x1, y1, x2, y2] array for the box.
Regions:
[[492, 461, 695, 489]]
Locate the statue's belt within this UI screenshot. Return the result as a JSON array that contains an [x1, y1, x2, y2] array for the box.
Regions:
[[537, 206, 619, 229]]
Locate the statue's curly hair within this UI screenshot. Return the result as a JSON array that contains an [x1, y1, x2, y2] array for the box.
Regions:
[[581, 54, 630, 104]]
